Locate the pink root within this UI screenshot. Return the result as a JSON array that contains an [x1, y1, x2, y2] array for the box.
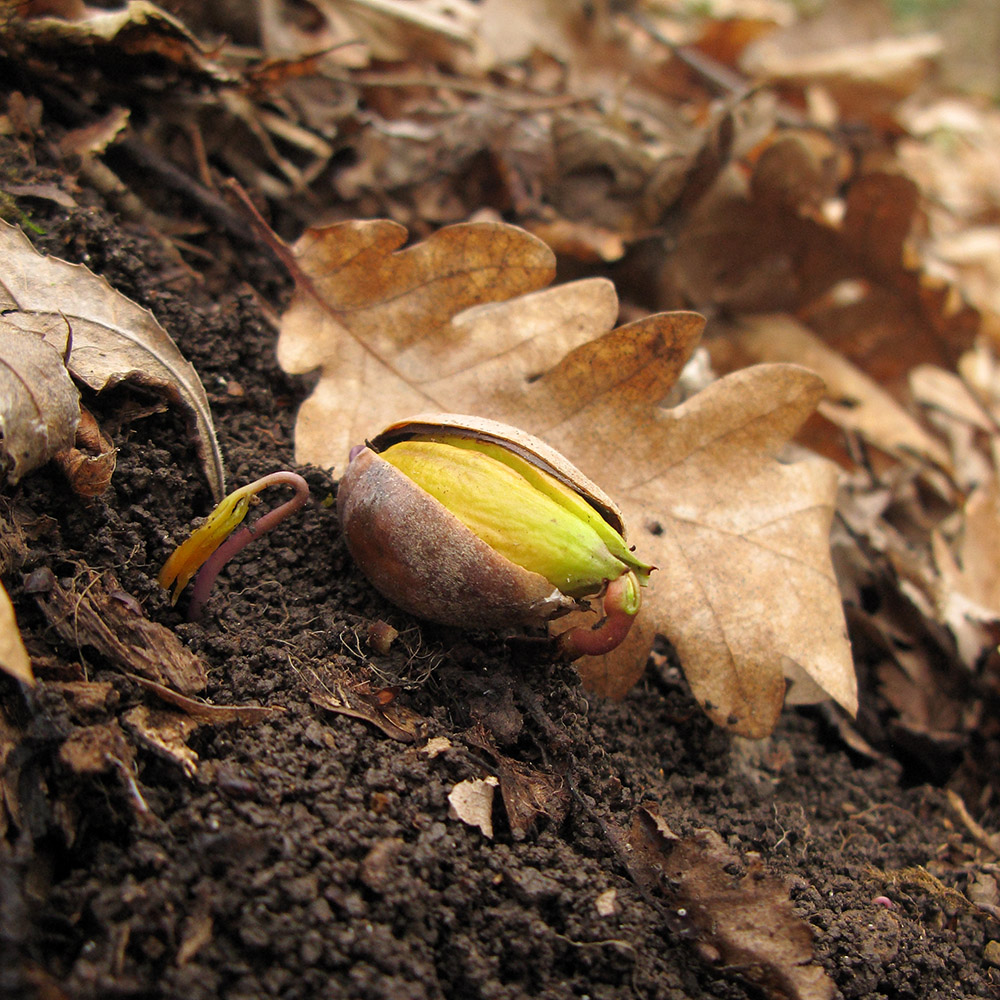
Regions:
[[555, 572, 640, 660]]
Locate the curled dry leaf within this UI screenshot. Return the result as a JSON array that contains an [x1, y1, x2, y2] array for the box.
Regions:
[[276, 218, 855, 737], [17, 0, 226, 79], [53, 406, 117, 497], [0, 222, 224, 499], [0, 318, 80, 485]]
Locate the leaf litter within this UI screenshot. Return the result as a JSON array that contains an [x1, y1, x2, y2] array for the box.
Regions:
[[1, 0, 1000, 997]]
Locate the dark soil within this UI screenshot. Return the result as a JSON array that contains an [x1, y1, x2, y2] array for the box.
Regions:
[[1, 141, 998, 1000]]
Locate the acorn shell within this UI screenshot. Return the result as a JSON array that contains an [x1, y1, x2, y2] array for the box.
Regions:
[[368, 413, 626, 537], [337, 444, 578, 629]]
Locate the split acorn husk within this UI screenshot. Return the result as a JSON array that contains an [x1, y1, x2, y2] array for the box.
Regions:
[[337, 414, 652, 657]]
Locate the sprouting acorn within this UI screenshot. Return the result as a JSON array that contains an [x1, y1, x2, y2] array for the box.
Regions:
[[336, 414, 652, 659]]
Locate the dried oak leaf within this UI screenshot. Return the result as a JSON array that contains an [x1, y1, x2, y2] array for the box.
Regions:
[[0, 222, 224, 499], [0, 317, 80, 485], [276, 219, 855, 737]]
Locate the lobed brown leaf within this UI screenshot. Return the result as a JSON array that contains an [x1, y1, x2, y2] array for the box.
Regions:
[[277, 218, 856, 737]]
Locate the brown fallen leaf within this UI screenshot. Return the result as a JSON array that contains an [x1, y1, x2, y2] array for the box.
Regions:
[[629, 806, 837, 1000], [740, 3, 941, 127], [724, 314, 953, 474], [125, 673, 285, 724], [0, 317, 80, 485], [34, 569, 206, 693], [117, 684, 281, 780], [16, 0, 225, 78], [273, 218, 854, 736], [310, 676, 428, 742], [669, 162, 979, 396], [933, 476, 1000, 628], [0, 221, 224, 499], [0, 580, 34, 686], [519, 336, 856, 734], [275, 218, 557, 466], [332, 0, 487, 70]]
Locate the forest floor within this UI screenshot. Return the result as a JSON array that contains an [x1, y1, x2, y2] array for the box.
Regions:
[[0, 156, 995, 1000], [2, 2, 1000, 998]]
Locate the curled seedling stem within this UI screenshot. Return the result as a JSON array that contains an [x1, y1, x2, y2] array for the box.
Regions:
[[158, 471, 309, 621], [555, 570, 641, 660]]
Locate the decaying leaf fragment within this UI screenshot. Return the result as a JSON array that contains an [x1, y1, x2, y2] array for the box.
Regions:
[[0, 221, 224, 499], [310, 676, 428, 742], [447, 775, 498, 839], [629, 806, 836, 1000], [127, 673, 284, 724], [53, 405, 117, 497], [15, 0, 229, 80], [275, 218, 855, 737], [34, 569, 207, 693], [122, 704, 200, 778], [0, 318, 80, 485], [466, 725, 569, 839], [58, 719, 134, 776]]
